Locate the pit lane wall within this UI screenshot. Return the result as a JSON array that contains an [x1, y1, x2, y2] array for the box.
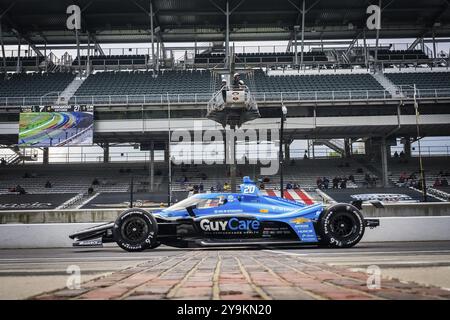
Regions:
[[0, 203, 449, 248]]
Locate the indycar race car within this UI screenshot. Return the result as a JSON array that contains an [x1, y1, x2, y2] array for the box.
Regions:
[[70, 177, 379, 251]]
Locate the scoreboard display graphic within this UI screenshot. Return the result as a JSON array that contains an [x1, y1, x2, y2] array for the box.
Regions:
[[18, 105, 94, 147]]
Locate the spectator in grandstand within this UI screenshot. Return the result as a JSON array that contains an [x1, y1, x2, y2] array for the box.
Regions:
[[322, 177, 330, 189], [88, 186, 94, 195], [224, 182, 231, 191], [316, 177, 323, 189], [199, 182, 204, 192], [193, 185, 199, 194], [340, 178, 348, 189], [45, 180, 52, 189], [348, 175, 355, 183], [210, 186, 215, 192], [393, 151, 399, 158], [92, 178, 99, 186], [263, 177, 270, 183], [187, 184, 194, 192], [221, 79, 228, 102], [216, 182, 223, 192], [399, 172, 408, 183], [0, 158, 5, 166], [286, 182, 293, 190], [433, 178, 442, 188], [232, 73, 244, 89], [259, 182, 265, 190], [332, 177, 340, 189], [364, 173, 375, 188], [303, 151, 309, 160], [16, 185, 26, 195], [293, 183, 300, 190]]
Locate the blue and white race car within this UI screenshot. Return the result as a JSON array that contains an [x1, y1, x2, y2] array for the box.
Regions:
[[70, 177, 379, 251]]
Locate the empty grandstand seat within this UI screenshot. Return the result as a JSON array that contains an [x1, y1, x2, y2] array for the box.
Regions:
[[375, 49, 429, 60], [0, 72, 76, 100], [72, 55, 148, 66], [385, 72, 450, 97], [71, 70, 215, 103], [245, 70, 386, 99], [194, 51, 328, 64]]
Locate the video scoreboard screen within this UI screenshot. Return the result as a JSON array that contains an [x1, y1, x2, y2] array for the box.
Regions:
[[18, 105, 94, 147]]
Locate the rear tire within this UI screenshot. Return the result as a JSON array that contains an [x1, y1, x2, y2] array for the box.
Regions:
[[113, 208, 158, 252], [318, 203, 365, 248]]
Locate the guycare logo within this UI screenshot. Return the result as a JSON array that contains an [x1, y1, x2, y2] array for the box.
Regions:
[[200, 218, 260, 232]]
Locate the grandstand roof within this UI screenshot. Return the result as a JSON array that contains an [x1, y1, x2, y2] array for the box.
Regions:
[[0, 0, 449, 45]]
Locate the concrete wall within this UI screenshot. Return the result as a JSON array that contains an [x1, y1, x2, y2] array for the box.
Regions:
[[1, 216, 450, 248], [0, 223, 100, 248], [1, 203, 449, 225], [361, 202, 450, 217], [0, 209, 122, 224]]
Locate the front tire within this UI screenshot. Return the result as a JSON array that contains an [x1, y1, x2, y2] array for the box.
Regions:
[[318, 204, 365, 248], [113, 208, 158, 252]]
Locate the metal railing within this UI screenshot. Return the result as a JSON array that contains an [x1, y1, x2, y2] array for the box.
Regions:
[[1, 87, 450, 107]]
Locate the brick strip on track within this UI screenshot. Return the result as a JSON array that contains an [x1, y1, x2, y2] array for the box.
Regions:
[[32, 251, 450, 300]]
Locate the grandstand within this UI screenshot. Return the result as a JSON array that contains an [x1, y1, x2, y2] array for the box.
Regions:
[[0, 0, 450, 210]]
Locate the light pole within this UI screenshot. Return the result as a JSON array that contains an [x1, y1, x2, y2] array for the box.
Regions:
[[280, 105, 287, 198], [413, 84, 427, 202]]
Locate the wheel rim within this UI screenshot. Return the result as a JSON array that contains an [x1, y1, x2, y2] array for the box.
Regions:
[[121, 217, 149, 243], [329, 213, 356, 238]]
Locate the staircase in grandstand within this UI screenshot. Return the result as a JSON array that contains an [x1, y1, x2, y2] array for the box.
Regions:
[[3, 147, 39, 165]]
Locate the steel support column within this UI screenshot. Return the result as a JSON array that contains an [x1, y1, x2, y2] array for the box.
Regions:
[[294, 26, 298, 65], [374, 0, 382, 69], [432, 29, 437, 59], [225, 1, 230, 69], [75, 28, 81, 78], [43, 148, 49, 165], [103, 143, 109, 163], [380, 137, 389, 188], [0, 21, 6, 75], [87, 32, 91, 76], [16, 37, 21, 73], [150, 141, 155, 191], [150, 0, 155, 68], [300, 0, 306, 67]]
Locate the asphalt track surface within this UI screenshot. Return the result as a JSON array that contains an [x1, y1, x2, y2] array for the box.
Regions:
[[1, 241, 450, 299]]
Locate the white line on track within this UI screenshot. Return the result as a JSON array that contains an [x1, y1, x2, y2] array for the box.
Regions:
[[0, 256, 155, 263], [264, 249, 450, 256]]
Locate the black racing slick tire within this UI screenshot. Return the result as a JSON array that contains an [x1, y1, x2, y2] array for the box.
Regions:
[[318, 203, 365, 248], [113, 208, 158, 252]]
